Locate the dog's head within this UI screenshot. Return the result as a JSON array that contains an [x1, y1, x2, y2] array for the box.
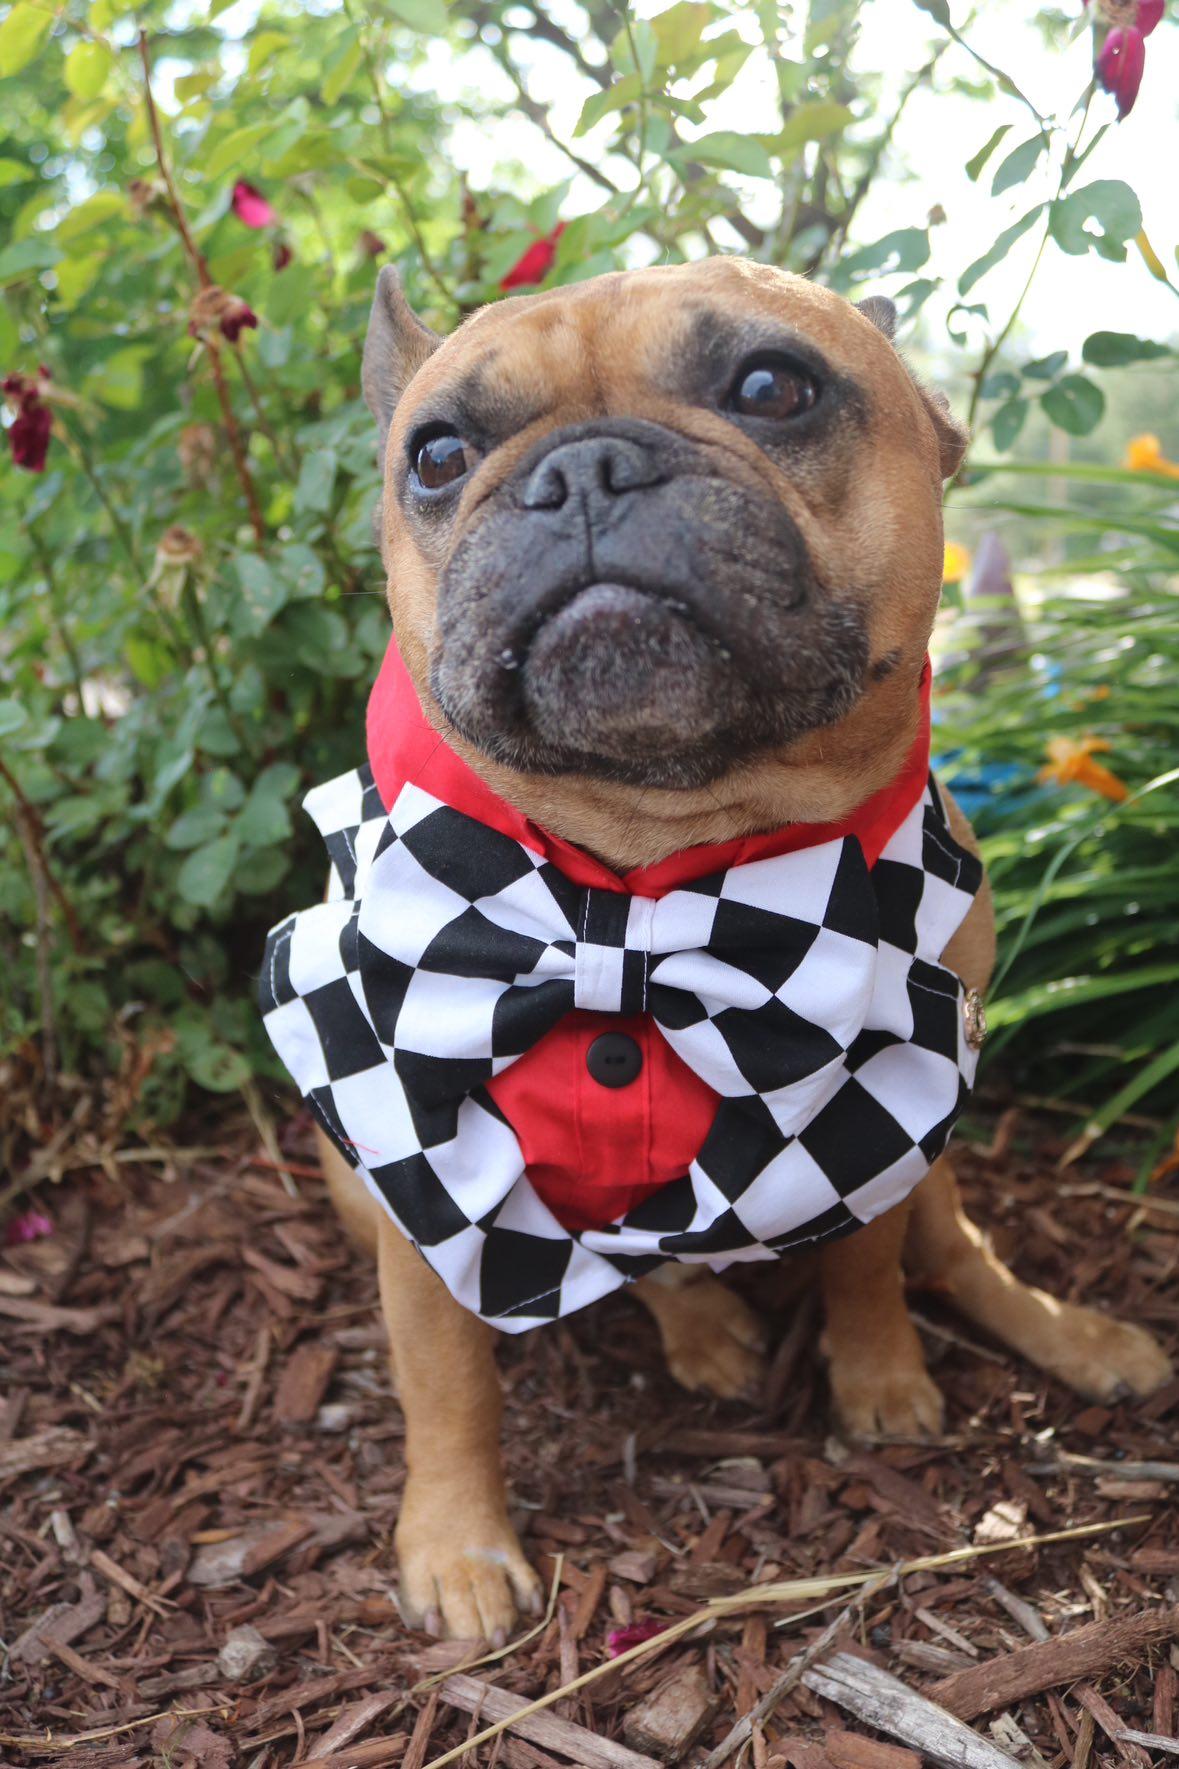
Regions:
[[363, 258, 965, 796]]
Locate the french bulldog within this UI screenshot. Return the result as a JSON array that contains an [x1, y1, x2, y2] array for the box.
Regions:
[[286, 257, 1169, 1643]]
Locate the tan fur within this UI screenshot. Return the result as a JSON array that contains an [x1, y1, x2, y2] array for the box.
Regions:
[[317, 262, 1170, 1638]]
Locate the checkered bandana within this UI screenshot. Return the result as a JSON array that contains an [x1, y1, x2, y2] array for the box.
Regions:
[[260, 766, 983, 1330]]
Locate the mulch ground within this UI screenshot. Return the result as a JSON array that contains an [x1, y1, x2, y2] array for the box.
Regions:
[[3, 1103, 1179, 1769]]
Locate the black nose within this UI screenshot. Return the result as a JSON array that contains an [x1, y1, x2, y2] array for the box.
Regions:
[[521, 435, 663, 510]]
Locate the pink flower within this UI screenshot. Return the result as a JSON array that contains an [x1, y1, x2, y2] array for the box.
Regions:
[[1097, 25, 1148, 115], [231, 180, 278, 229], [4, 1208, 54, 1246], [606, 1619, 664, 1658], [500, 222, 565, 291]]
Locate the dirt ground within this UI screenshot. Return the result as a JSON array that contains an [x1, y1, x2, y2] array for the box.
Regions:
[[3, 1103, 1179, 1769]]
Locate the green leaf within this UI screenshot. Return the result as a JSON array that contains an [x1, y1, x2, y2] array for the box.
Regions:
[[981, 370, 1020, 399], [775, 101, 854, 156], [247, 28, 289, 73], [0, 157, 32, 187], [240, 761, 298, 846], [296, 447, 338, 516], [671, 131, 774, 178], [386, 0, 450, 33], [234, 554, 289, 634], [958, 205, 1043, 295], [0, 698, 28, 737], [991, 397, 1028, 452], [236, 846, 289, 894], [1040, 374, 1106, 437], [182, 1035, 252, 1092], [966, 124, 1010, 183], [1049, 179, 1142, 260], [0, 4, 54, 78], [322, 29, 363, 104], [834, 228, 930, 286], [651, 1, 710, 67], [0, 235, 62, 289], [1021, 349, 1068, 381], [165, 804, 228, 850], [64, 40, 113, 99], [574, 75, 641, 137], [912, 0, 951, 22], [57, 190, 125, 244], [991, 132, 1046, 196], [177, 833, 240, 907], [205, 123, 276, 182], [1082, 330, 1172, 367]]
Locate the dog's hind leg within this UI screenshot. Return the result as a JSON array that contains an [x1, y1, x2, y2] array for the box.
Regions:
[[317, 1131, 542, 1641], [906, 1157, 1172, 1402], [635, 1265, 768, 1400], [820, 1200, 945, 1438]]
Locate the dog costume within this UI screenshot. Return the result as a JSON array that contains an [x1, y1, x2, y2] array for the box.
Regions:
[[260, 639, 983, 1330]]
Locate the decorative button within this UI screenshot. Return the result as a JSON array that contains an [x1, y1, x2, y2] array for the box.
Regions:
[[963, 988, 987, 1051], [586, 1032, 643, 1089]]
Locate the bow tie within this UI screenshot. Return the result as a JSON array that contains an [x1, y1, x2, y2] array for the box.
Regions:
[[356, 784, 885, 1124], [261, 766, 982, 1331]]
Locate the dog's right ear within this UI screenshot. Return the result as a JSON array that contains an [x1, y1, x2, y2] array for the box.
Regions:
[[362, 266, 441, 458]]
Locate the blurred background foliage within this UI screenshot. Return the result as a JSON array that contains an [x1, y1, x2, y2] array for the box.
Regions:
[[0, 0, 1176, 1181]]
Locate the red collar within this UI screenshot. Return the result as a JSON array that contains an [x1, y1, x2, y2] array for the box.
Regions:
[[366, 638, 932, 895]]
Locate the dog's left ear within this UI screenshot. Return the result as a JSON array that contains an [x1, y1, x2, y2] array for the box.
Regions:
[[855, 295, 968, 480], [363, 266, 441, 458]]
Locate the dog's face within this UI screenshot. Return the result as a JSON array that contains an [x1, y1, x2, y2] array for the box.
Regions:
[[364, 258, 965, 793]]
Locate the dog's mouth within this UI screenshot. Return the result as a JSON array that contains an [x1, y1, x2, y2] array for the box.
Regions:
[[514, 580, 734, 758]]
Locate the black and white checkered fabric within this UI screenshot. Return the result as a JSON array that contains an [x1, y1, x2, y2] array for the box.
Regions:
[[261, 766, 983, 1330]]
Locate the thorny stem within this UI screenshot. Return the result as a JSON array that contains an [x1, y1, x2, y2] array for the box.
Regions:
[[0, 753, 84, 955], [232, 344, 302, 478], [618, 7, 651, 207], [341, 0, 457, 309], [180, 576, 252, 753], [491, 41, 621, 196], [28, 524, 87, 713], [138, 29, 267, 545]]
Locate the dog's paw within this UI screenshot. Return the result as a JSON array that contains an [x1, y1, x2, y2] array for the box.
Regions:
[[654, 1277, 768, 1400], [396, 1483, 543, 1643], [828, 1333, 945, 1439], [1034, 1303, 1172, 1403]]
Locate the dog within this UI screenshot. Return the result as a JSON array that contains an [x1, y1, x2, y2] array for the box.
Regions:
[[262, 257, 1170, 1644]]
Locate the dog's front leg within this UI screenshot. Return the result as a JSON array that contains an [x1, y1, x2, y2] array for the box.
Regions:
[[820, 1202, 944, 1438], [634, 1265, 767, 1400], [376, 1214, 543, 1641]]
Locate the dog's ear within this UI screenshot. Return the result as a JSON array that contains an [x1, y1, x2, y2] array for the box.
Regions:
[[363, 266, 440, 456], [921, 384, 969, 480], [854, 295, 898, 341], [856, 295, 967, 479]]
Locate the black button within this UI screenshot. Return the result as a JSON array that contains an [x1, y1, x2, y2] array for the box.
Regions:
[[586, 1032, 643, 1089]]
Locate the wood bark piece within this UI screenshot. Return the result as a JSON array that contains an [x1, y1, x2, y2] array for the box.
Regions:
[[0, 1426, 90, 1479], [1072, 1686, 1150, 1769], [275, 1339, 339, 1424], [296, 1735, 409, 1769], [825, 1729, 921, 1769], [622, 1665, 717, 1762], [801, 1651, 1019, 1769], [439, 1672, 661, 1769], [9, 1584, 106, 1665], [928, 1608, 1179, 1720]]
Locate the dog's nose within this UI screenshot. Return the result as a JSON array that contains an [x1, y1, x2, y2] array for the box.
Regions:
[[521, 435, 663, 510]]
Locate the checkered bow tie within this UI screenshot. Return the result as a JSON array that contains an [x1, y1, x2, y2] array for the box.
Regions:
[[261, 767, 983, 1331]]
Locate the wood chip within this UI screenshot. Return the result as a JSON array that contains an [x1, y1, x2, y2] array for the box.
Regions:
[[929, 1608, 1179, 1720], [0, 1426, 91, 1479], [1072, 1685, 1150, 1769], [439, 1672, 661, 1769], [824, 1732, 921, 1769], [622, 1665, 717, 1762], [275, 1340, 340, 1425], [802, 1651, 1019, 1769]]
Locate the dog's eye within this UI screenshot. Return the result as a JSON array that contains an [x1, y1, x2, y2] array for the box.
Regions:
[[412, 431, 470, 492], [729, 356, 819, 421]]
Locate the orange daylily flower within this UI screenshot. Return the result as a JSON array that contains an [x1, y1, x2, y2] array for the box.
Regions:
[[1039, 735, 1129, 803], [943, 541, 971, 583], [1124, 433, 1179, 478]]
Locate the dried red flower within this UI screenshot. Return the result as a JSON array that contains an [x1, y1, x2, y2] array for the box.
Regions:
[[500, 221, 565, 291], [606, 1619, 664, 1658], [272, 241, 293, 272], [4, 367, 53, 472], [189, 286, 259, 344], [231, 180, 278, 229]]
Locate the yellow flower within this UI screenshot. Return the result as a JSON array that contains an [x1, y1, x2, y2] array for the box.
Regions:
[[1124, 433, 1179, 478], [943, 542, 971, 583], [1039, 735, 1128, 803]]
